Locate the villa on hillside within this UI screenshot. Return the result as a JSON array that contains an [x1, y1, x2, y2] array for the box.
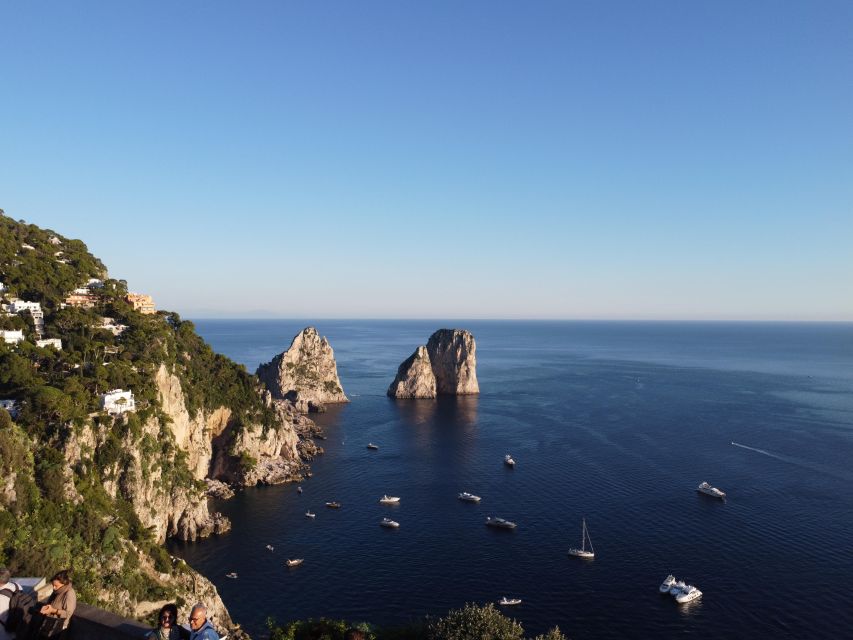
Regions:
[[36, 338, 62, 350], [100, 317, 128, 336], [126, 293, 155, 314], [0, 399, 20, 419], [49, 236, 61, 245], [65, 288, 98, 308], [0, 330, 24, 345], [100, 389, 136, 415]]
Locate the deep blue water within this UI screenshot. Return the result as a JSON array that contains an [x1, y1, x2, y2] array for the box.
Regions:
[[169, 321, 853, 639]]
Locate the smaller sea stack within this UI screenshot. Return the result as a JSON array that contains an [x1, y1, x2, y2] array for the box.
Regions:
[[387, 329, 479, 398]]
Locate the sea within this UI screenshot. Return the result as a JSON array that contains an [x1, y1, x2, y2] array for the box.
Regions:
[[168, 320, 853, 639]]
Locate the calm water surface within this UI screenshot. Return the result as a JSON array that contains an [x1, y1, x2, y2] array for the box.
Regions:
[[170, 321, 853, 639]]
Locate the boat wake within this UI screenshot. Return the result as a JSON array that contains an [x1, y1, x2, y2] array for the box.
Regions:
[[730, 441, 785, 460], [731, 442, 850, 481]]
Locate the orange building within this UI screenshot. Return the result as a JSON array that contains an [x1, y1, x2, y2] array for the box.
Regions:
[[126, 293, 156, 314]]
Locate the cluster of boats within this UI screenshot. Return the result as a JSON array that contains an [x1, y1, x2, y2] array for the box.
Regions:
[[659, 575, 703, 603]]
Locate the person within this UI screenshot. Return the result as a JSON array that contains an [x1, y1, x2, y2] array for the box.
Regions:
[[30, 570, 76, 639], [0, 567, 21, 640], [147, 603, 189, 640], [187, 604, 219, 640]]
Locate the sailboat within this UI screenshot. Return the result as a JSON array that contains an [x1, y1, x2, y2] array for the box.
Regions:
[[567, 518, 595, 559]]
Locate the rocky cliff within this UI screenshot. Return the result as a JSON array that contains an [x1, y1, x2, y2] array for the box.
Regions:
[[256, 327, 349, 411], [388, 329, 479, 398], [387, 345, 437, 398]]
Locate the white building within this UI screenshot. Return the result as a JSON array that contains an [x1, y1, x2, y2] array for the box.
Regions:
[[7, 300, 44, 336], [0, 281, 5, 292], [0, 330, 24, 345], [49, 236, 62, 245], [87, 278, 104, 289], [36, 338, 62, 350], [100, 389, 136, 415], [100, 318, 128, 336], [0, 399, 20, 419]]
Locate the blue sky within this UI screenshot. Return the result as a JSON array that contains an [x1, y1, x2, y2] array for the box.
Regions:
[[1, 1, 851, 320]]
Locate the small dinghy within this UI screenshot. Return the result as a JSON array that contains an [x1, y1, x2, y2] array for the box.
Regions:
[[305, 511, 316, 518], [504, 454, 516, 467], [367, 443, 379, 450], [326, 501, 342, 509], [225, 572, 238, 579], [297, 486, 303, 494], [286, 558, 304, 567], [498, 597, 522, 606], [265, 544, 274, 552]]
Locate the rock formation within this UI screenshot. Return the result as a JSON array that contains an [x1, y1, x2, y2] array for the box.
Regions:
[[256, 327, 349, 411], [387, 345, 436, 398], [388, 329, 479, 398]]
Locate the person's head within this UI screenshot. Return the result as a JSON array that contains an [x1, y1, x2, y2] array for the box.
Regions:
[[50, 570, 71, 590], [0, 567, 10, 585], [158, 603, 178, 629], [189, 604, 208, 631], [344, 629, 366, 640]]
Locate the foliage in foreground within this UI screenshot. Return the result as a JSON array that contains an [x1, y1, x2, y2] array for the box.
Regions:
[[267, 603, 568, 640]]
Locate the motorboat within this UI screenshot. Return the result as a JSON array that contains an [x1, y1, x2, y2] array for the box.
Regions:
[[367, 443, 379, 450], [286, 558, 304, 567], [504, 454, 516, 467], [305, 511, 316, 518], [225, 572, 238, 579], [697, 482, 726, 499], [458, 492, 481, 503], [669, 580, 687, 596], [659, 575, 676, 593], [675, 585, 703, 604], [567, 518, 595, 559], [498, 597, 521, 606], [326, 501, 342, 509], [380, 517, 400, 528], [297, 486, 303, 494], [379, 495, 401, 504], [265, 544, 274, 552], [485, 517, 517, 530]]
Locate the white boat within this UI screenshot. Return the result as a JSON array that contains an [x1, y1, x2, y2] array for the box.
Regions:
[[504, 454, 516, 467], [297, 486, 303, 494], [379, 495, 400, 504], [380, 517, 400, 528], [485, 517, 517, 529], [367, 443, 379, 450], [326, 501, 342, 509], [305, 511, 316, 518], [659, 575, 676, 593], [567, 518, 595, 559], [669, 580, 687, 596], [498, 597, 522, 606], [225, 572, 238, 579], [675, 585, 703, 604], [286, 558, 304, 567], [697, 481, 726, 499], [265, 544, 274, 552], [458, 492, 481, 502]]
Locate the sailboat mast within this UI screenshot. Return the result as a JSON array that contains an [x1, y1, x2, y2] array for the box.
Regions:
[[581, 518, 586, 551]]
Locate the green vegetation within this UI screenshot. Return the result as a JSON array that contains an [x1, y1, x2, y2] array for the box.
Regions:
[[0, 211, 273, 615], [267, 604, 568, 640]]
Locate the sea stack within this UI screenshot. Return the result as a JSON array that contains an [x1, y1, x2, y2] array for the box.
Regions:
[[257, 327, 349, 412], [387, 329, 479, 398]]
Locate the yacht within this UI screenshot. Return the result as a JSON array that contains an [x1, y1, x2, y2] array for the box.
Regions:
[[659, 575, 676, 593], [379, 495, 401, 504], [380, 517, 400, 528], [458, 492, 482, 503], [675, 585, 703, 604], [697, 482, 726, 499], [265, 544, 274, 552], [326, 501, 342, 509], [498, 597, 522, 606], [225, 572, 238, 579], [567, 518, 595, 559], [669, 580, 687, 596], [305, 511, 316, 518], [286, 558, 304, 567], [367, 443, 379, 450], [486, 517, 517, 530], [504, 454, 516, 467]]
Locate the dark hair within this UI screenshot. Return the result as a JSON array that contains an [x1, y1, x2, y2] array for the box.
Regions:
[[158, 603, 179, 627], [50, 570, 71, 585], [344, 630, 366, 640]]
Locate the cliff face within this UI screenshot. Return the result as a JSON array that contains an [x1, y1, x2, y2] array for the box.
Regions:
[[256, 327, 349, 411], [388, 329, 479, 398], [387, 345, 437, 398], [427, 329, 479, 395]]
